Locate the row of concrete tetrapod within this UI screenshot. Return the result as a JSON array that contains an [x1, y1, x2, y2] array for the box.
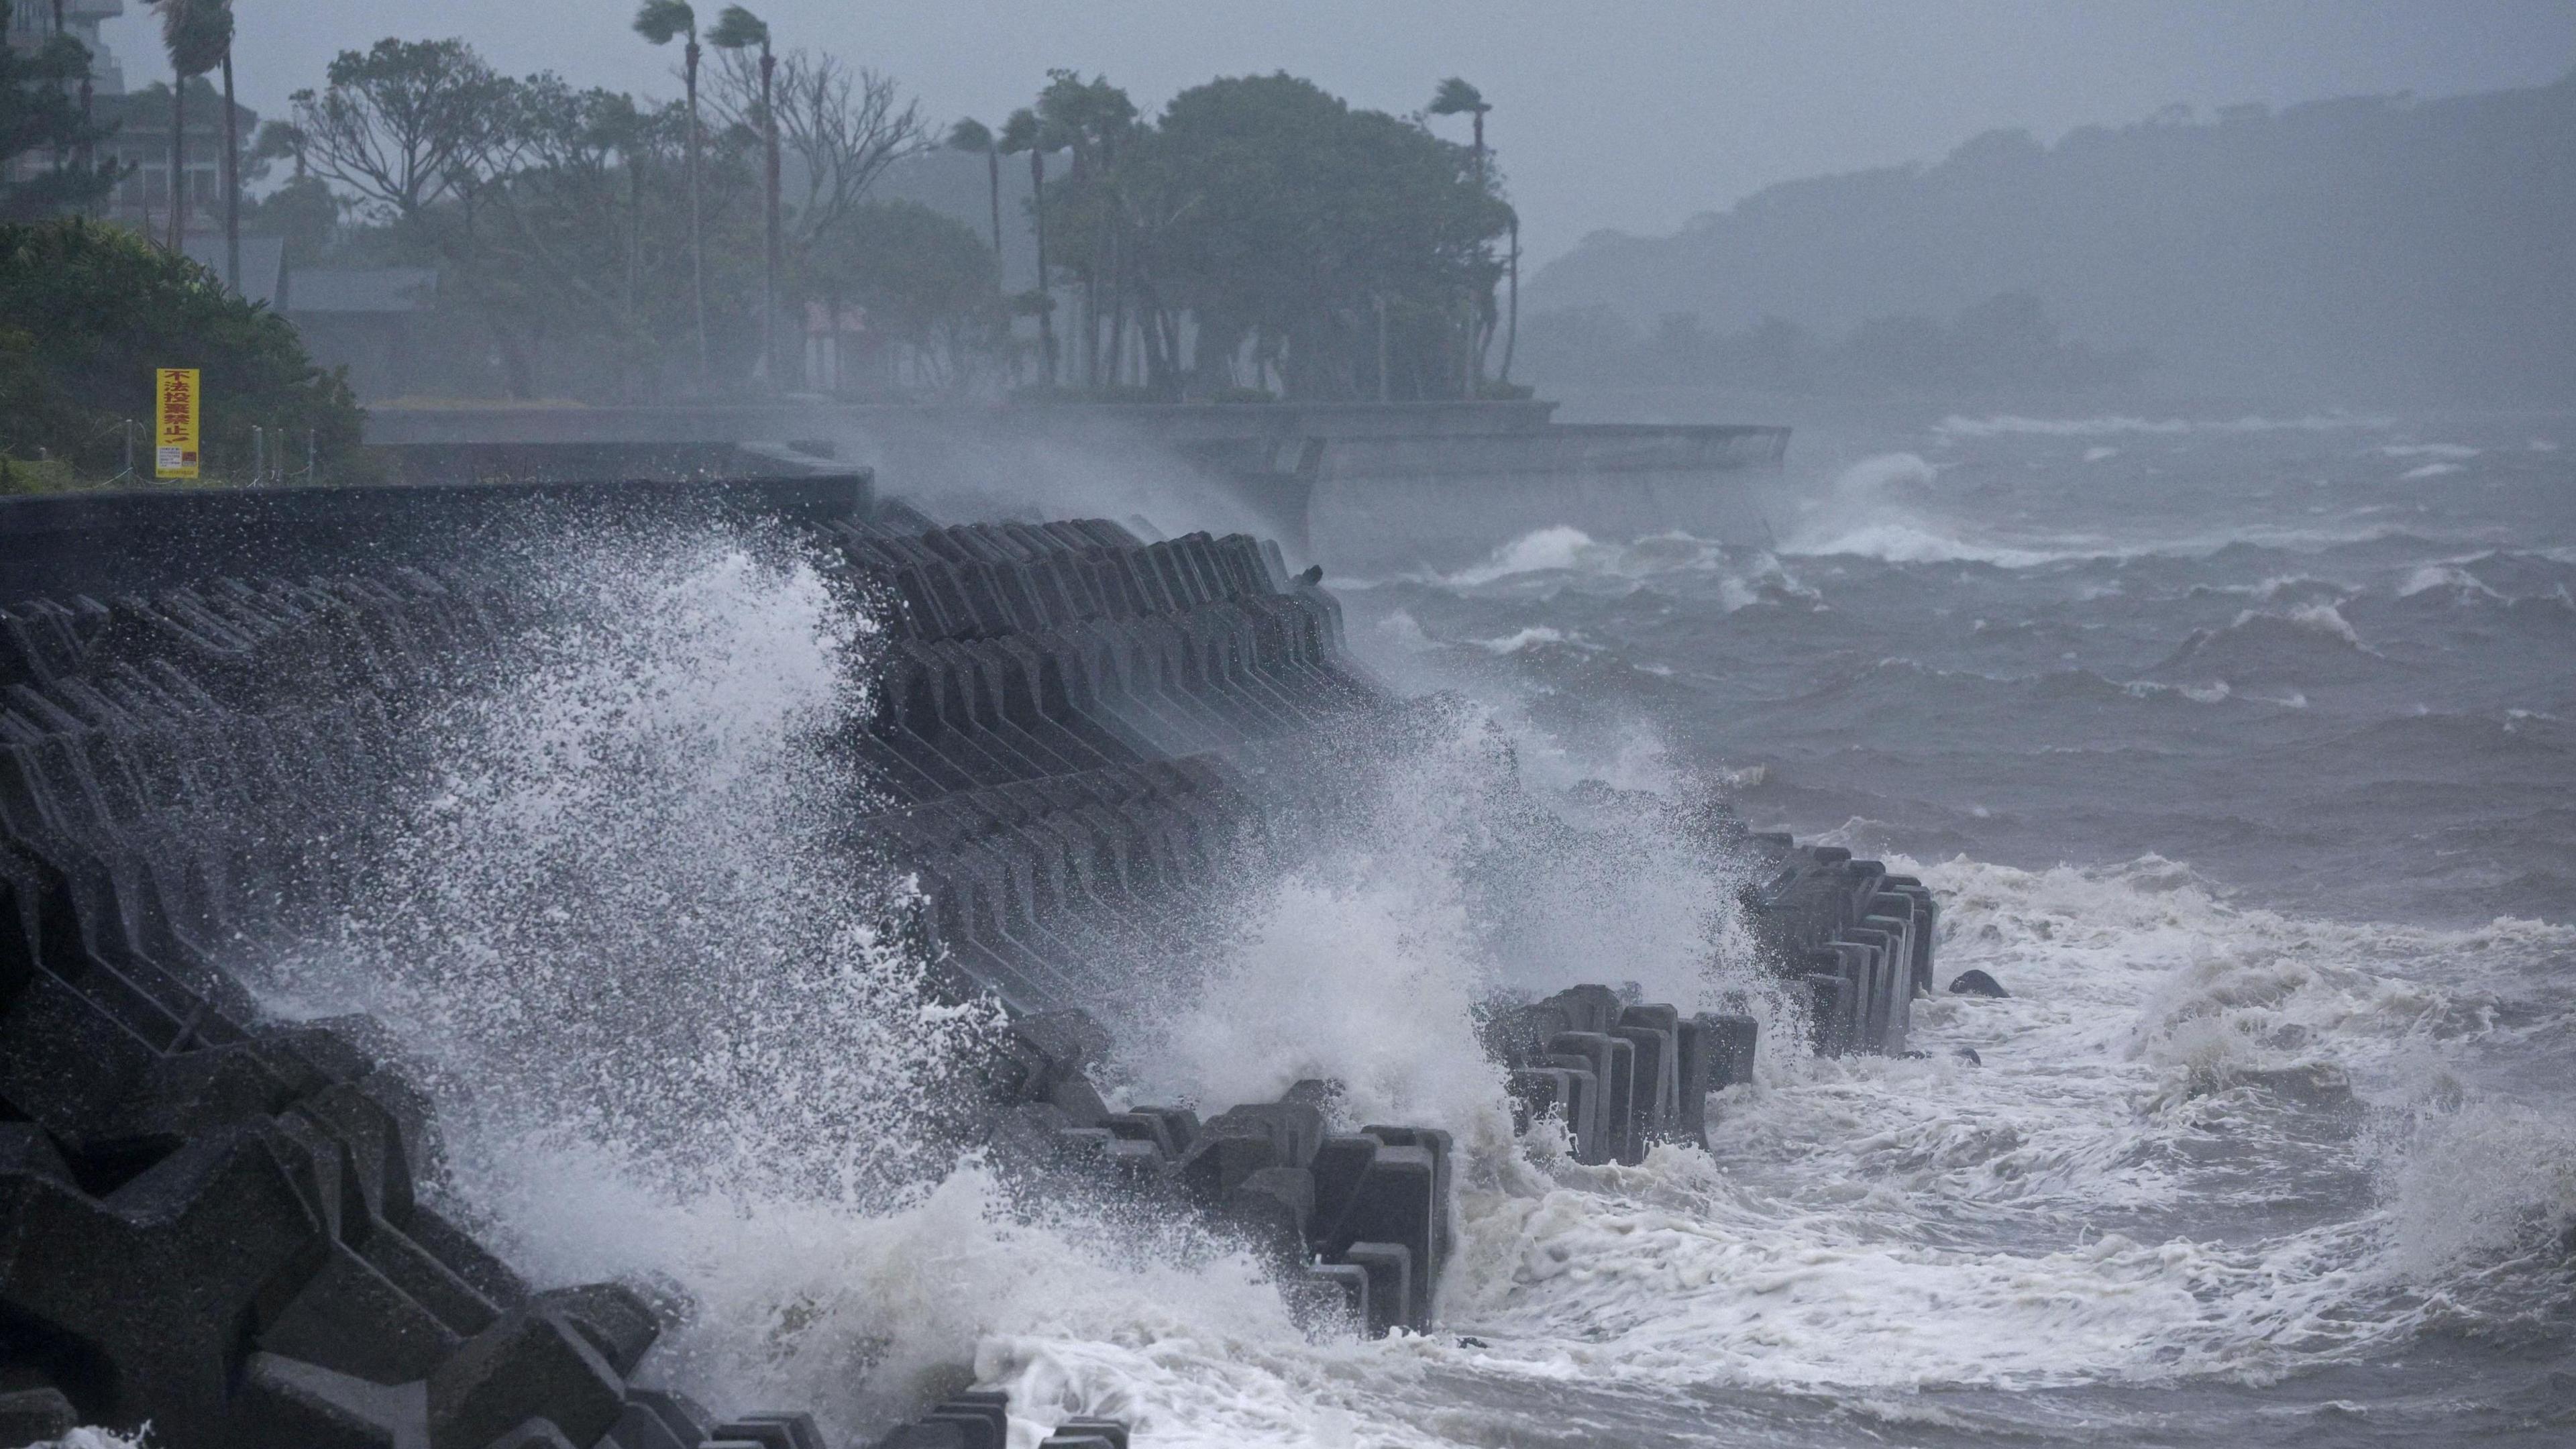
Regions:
[[838, 520, 1379, 802], [983, 1010, 1452, 1340], [884, 758, 1278, 1012], [1483, 985, 1762, 1165], [1734, 835, 1939, 1057], [829, 518, 1298, 646]]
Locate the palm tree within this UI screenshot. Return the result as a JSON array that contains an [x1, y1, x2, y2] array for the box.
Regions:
[[633, 0, 708, 384], [708, 5, 777, 387], [947, 118, 1002, 270], [219, 9, 239, 290], [999, 107, 1053, 387], [1429, 76, 1489, 186], [1430, 76, 1495, 396], [154, 0, 229, 252]]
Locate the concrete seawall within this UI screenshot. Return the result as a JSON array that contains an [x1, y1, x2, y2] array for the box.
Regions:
[[362, 401, 1792, 572]]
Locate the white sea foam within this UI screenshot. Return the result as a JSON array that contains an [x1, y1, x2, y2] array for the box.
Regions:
[[2238, 600, 2367, 649], [2398, 564, 2502, 601], [1439, 524, 1603, 586], [2082, 445, 2120, 462], [1413, 855, 2575, 1399], [2379, 443, 2481, 460], [1933, 413, 2392, 441], [1428, 527, 1819, 612], [1474, 625, 1578, 654], [1787, 453, 2073, 566], [2400, 462, 2465, 480]]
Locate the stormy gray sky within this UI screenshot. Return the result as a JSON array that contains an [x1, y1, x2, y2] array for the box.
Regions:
[[102, 0, 2576, 266]]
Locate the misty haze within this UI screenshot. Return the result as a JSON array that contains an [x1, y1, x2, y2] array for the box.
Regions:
[[2, 5, 2573, 1449]]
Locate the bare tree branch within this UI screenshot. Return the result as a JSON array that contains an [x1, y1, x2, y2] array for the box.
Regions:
[[708, 48, 929, 275]]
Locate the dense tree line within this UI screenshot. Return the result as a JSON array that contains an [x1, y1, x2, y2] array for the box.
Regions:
[[975, 70, 1515, 401], [274, 38, 1515, 402], [5, 9, 1519, 406], [277, 31, 951, 400]]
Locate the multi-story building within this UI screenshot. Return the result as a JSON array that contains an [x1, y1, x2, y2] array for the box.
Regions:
[[5, 0, 127, 95], [8, 0, 257, 241], [93, 77, 258, 239]]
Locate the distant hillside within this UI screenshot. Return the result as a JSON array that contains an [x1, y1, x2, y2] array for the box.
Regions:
[[1526, 70, 2576, 401]]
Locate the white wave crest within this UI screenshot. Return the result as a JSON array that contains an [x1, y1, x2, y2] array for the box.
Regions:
[[1788, 453, 2072, 566], [2398, 564, 2502, 602], [1933, 413, 2392, 441], [1474, 625, 1578, 654]]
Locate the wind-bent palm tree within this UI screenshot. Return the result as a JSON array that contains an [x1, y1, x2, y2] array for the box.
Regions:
[[1430, 76, 1489, 186], [948, 118, 1003, 271], [154, 0, 230, 253], [1431, 76, 1496, 396], [999, 107, 1053, 387], [219, 8, 239, 290], [634, 0, 708, 384], [708, 5, 777, 387]]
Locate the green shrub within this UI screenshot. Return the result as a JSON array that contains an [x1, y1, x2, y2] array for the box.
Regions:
[[0, 216, 370, 483]]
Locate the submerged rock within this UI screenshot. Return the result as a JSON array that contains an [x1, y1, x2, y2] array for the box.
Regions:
[[1949, 969, 2010, 998]]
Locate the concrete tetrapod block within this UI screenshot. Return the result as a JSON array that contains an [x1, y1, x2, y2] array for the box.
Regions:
[[714, 1412, 827, 1449], [605, 1399, 697, 1449], [920, 1393, 1010, 1449], [1224, 1163, 1318, 1258], [1547, 1031, 1634, 1165], [622, 1387, 718, 1447], [0, 1122, 329, 1444], [1300, 1261, 1371, 1334], [1335, 1242, 1414, 1338], [425, 1305, 627, 1449], [1540, 984, 1623, 1035], [1059, 1417, 1132, 1449], [532, 1282, 659, 1377], [1669, 1018, 1717, 1148], [1212, 1100, 1324, 1169], [1535, 1057, 1600, 1150], [357, 1216, 506, 1341], [1308, 1132, 1379, 1244], [1609, 1022, 1676, 1160], [256, 1240, 464, 1384], [486, 1420, 581, 1448], [0, 1389, 76, 1449], [1360, 1126, 1454, 1267], [1128, 1105, 1201, 1157], [1697, 1014, 1760, 1091], [1618, 1004, 1683, 1125], [1098, 1111, 1179, 1159], [1805, 972, 1853, 1057], [1316, 1144, 1436, 1332], [230, 1352, 423, 1449]]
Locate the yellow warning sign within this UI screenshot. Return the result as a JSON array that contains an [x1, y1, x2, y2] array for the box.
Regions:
[[155, 368, 199, 479]]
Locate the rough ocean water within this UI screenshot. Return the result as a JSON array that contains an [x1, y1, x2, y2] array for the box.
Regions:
[[111, 403, 2574, 1449]]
